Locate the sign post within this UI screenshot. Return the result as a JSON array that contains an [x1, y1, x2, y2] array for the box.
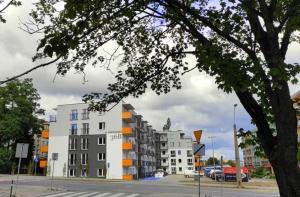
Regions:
[[193, 130, 203, 197], [14, 143, 29, 196], [51, 153, 58, 190], [34, 156, 39, 176]]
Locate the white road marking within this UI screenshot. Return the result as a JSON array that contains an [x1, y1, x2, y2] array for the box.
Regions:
[[92, 193, 112, 197], [108, 193, 125, 197], [125, 194, 140, 197], [43, 192, 75, 197], [80, 192, 100, 197], [65, 192, 88, 196]]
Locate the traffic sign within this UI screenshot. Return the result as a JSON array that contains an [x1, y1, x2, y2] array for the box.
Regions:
[[15, 143, 29, 158], [34, 157, 39, 163], [194, 130, 202, 143], [193, 144, 205, 156]]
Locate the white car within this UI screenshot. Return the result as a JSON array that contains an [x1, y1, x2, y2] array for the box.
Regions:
[[184, 170, 203, 178]]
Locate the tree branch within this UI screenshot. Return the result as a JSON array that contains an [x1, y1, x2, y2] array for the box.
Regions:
[[0, 56, 62, 85], [0, 0, 14, 13]]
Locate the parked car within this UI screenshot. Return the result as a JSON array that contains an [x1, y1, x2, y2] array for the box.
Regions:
[[155, 169, 168, 177]]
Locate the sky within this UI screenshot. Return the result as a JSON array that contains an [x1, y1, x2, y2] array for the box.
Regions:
[[1, 1, 300, 161]]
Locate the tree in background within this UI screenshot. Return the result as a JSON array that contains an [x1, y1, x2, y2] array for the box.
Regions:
[[206, 157, 220, 166], [0, 79, 43, 173], [225, 160, 236, 167], [1, 0, 300, 195]]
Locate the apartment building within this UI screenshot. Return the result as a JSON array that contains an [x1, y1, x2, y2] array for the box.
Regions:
[[241, 130, 270, 168], [47, 102, 156, 180], [33, 122, 49, 174], [292, 91, 300, 144], [156, 125, 194, 174]]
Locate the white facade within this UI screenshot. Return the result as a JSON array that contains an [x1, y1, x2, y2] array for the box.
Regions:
[[106, 132, 123, 179]]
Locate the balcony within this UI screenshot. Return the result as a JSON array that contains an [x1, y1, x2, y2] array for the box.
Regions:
[[122, 112, 133, 122], [123, 174, 133, 180], [69, 129, 77, 135], [39, 160, 47, 168], [160, 135, 167, 141], [122, 127, 133, 136], [40, 145, 48, 153], [161, 153, 169, 158], [123, 159, 133, 167], [123, 142, 133, 151], [161, 162, 169, 166], [160, 145, 168, 149], [41, 130, 49, 139], [195, 161, 204, 167]]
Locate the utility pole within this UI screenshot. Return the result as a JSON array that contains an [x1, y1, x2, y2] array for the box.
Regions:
[[208, 136, 216, 181], [233, 104, 242, 187]]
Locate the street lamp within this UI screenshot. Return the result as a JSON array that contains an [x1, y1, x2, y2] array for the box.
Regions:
[[208, 136, 216, 181], [233, 104, 242, 187]]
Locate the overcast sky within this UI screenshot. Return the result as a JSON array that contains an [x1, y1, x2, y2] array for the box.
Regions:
[[1, 1, 300, 161]]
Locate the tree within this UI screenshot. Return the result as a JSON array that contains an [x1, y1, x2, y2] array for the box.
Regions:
[[0, 79, 43, 173], [2, 0, 300, 195], [225, 160, 236, 167], [0, 0, 21, 23], [206, 157, 220, 166]]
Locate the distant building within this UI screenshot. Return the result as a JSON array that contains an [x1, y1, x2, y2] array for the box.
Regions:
[[291, 91, 300, 144], [33, 122, 49, 174], [47, 102, 156, 180], [155, 121, 194, 175]]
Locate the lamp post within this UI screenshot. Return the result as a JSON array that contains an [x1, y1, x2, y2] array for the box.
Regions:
[[208, 136, 216, 180], [233, 104, 242, 187]]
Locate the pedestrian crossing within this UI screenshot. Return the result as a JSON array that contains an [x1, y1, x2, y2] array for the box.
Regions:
[[39, 191, 140, 197]]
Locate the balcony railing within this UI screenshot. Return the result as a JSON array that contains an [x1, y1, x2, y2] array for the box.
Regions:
[[122, 112, 134, 122], [122, 127, 133, 136], [123, 159, 133, 167], [171, 162, 176, 166], [41, 130, 49, 139]]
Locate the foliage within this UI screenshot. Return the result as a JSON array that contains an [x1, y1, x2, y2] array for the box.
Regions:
[[0, 0, 21, 23], [225, 160, 236, 167], [22, 0, 300, 194], [252, 167, 271, 178], [238, 129, 266, 158], [206, 157, 220, 166], [0, 79, 43, 173]]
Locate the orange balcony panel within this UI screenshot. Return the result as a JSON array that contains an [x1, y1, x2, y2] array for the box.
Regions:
[[195, 161, 204, 167], [122, 112, 133, 122], [123, 174, 133, 180], [41, 130, 49, 139], [40, 146, 48, 153], [39, 160, 47, 168], [122, 127, 133, 135], [123, 159, 133, 167], [122, 143, 132, 151]]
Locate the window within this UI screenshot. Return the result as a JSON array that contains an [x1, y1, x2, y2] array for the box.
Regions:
[[99, 122, 105, 130], [187, 150, 193, 157], [177, 142, 181, 146], [69, 169, 76, 177], [170, 150, 176, 157], [171, 159, 176, 165], [70, 109, 78, 120], [69, 154, 76, 165], [162, 151, 166, 155], [171, 167, 176, 174], [179, 167, 182, 172], [162, 159, 166, 163], [178, 159, 182, 163], [97, 169, 104, 177], [70, 124, 77, 135], [82, 123, 89, 135], [178, 150, 181, 155], [69, 138, 77, 150], [98, 137, 106, 145], [81, 109, 89, 120], [188, 167, 193, 170], [81, 138, 88, 150], [81, 169, 87, 177], [81, 153, 88, 165], [170, 142, 175, 147], [98, 153, 106, 161], [187, 159, 193, 165]]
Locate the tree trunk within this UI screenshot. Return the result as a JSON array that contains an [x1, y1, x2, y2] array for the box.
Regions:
[[270, 155, 300, 197]]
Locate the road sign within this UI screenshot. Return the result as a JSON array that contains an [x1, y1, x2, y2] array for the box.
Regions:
[[15, 143, 29, 158], [193, 144, 205, 156], [52, 153, 58, 161], [194, 130, 202, 143], [34, 157, 39, 163]]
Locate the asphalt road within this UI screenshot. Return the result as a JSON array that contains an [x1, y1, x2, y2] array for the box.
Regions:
[[0, 175, 280, 197]]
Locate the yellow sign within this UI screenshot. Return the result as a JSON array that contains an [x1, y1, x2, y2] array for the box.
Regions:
[[194, 130, 202, 143]]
